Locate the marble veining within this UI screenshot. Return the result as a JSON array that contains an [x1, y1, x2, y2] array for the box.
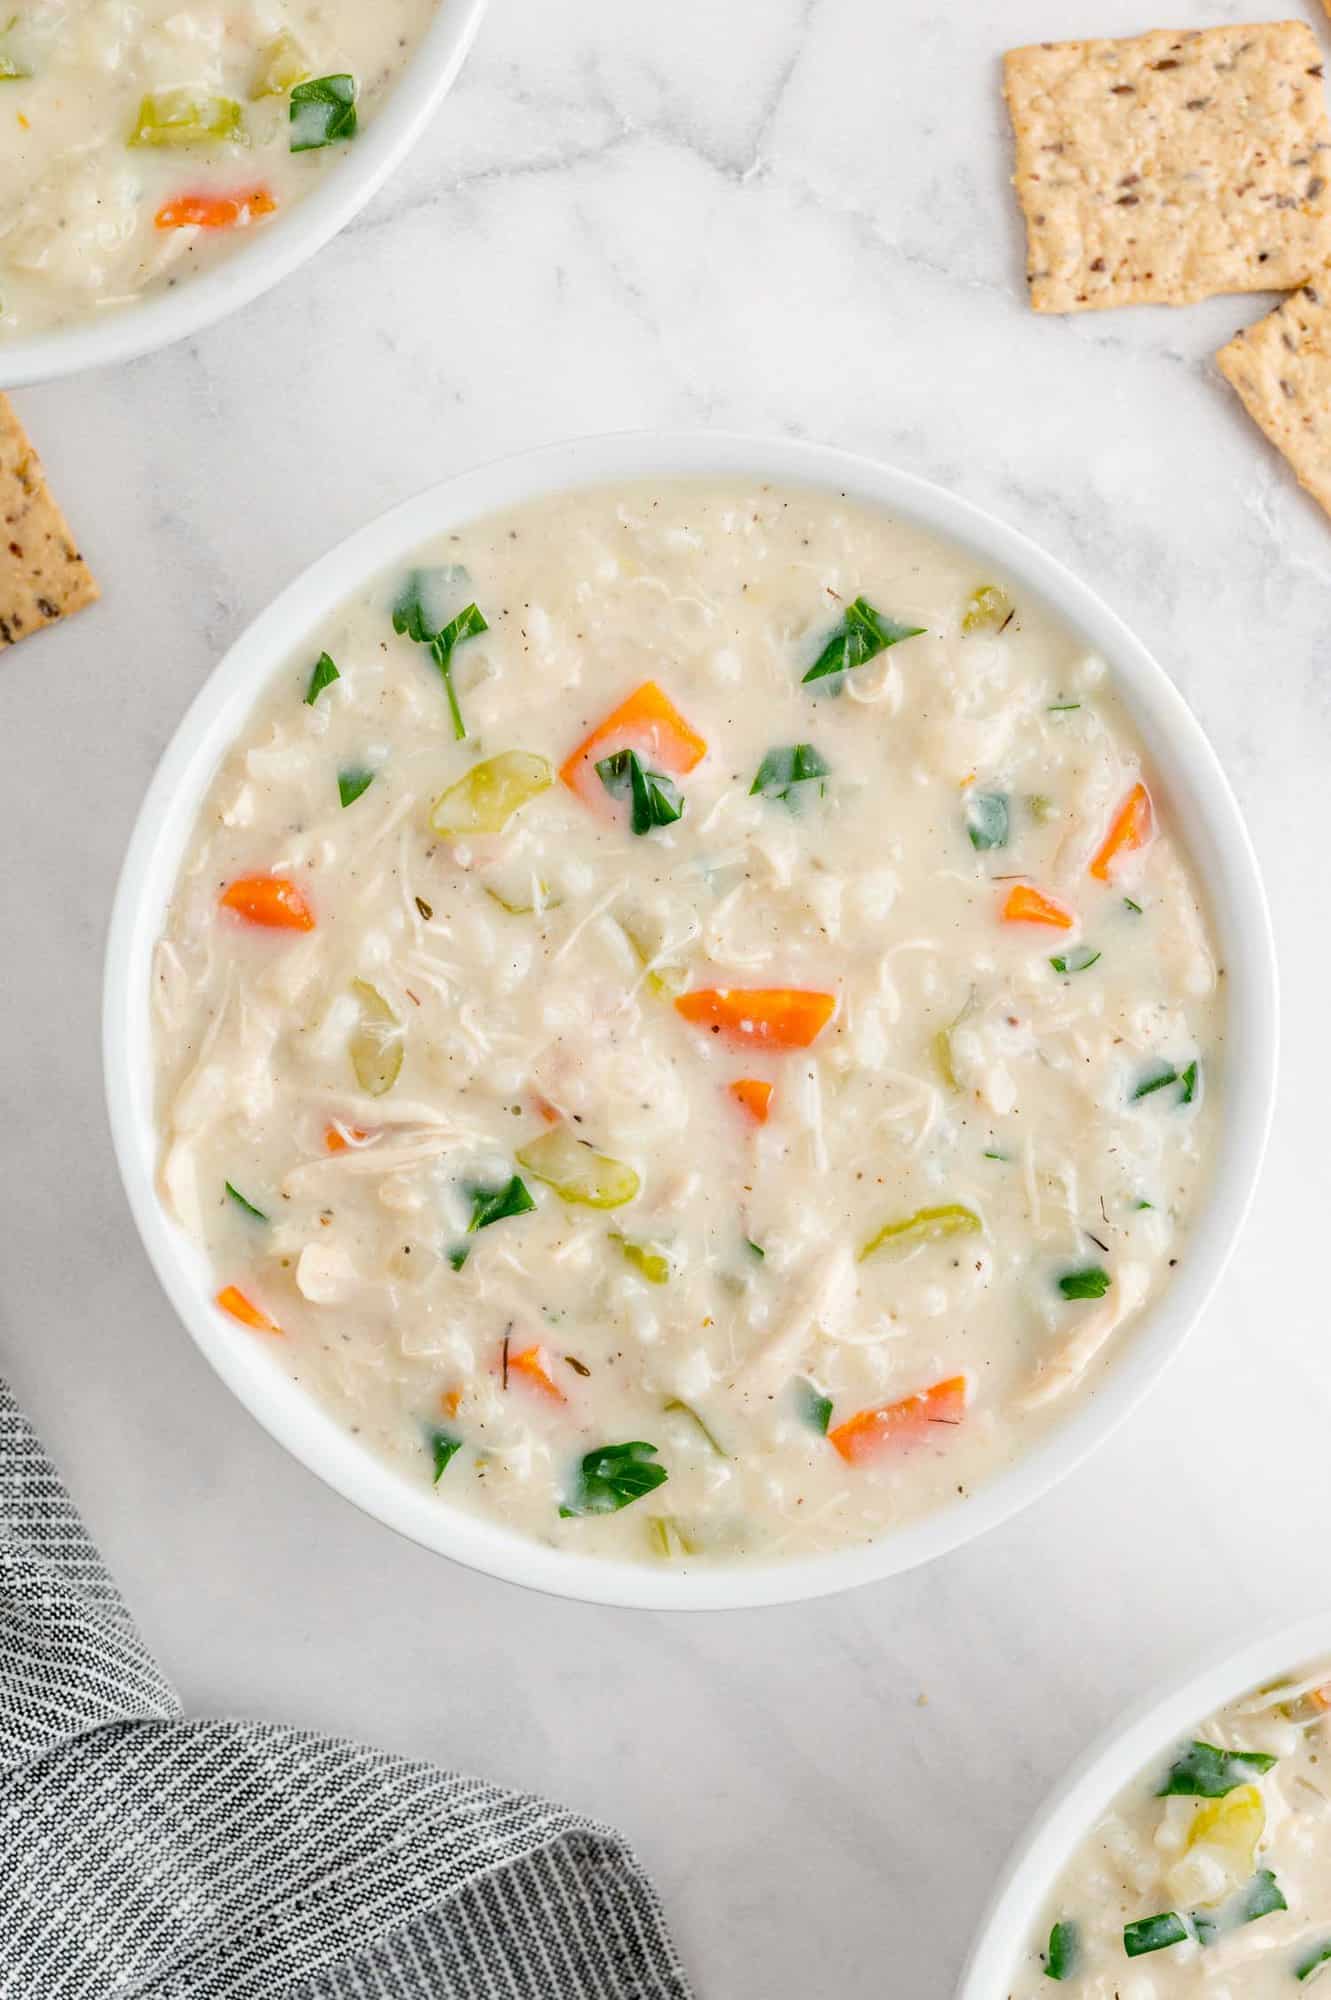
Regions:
[[2, 3, 1327, 1994]]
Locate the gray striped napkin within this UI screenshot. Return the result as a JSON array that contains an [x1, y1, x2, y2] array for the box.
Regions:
[[0, 1377, 693, 1999]]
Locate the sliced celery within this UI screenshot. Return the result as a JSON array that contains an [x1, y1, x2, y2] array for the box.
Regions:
[[961, 584, 1013, 634], [251, 30, 312, 98], [614, 1235, 670, 1284], [348, 980, 404, 1097], [515, 1126, 639, 1209], [859, 1203, 981, 1263], [130, 90, 247, 148], [430, 751, 552, 837]]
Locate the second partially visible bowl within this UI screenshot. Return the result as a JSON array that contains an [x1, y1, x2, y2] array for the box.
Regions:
[[1, 0, 489, 388]]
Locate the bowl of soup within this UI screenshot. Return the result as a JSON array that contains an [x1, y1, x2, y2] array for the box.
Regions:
[[958, 1614, 1331, 1996], [103, 432, 1277, 1608], [0, 0, 487, 385]]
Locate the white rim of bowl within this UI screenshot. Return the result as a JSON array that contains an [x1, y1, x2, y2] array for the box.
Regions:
[[956, 1609, 1331, 1996], [0, 0, 489, 388], [103, 430, 1279, 1611]]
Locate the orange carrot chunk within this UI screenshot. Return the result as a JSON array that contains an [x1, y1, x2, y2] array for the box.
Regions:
[[559, 681, 707, 810], [675, 987, 835, 1048], [728, 1077, 774, 1124], [216, 1285, 281, 1335], [828, 1375, 967, 1465], [440, 1387, 463, 1419], [1090, 781, 1154, 882], [156, 188, 277, 230], [220, 874, 315, 931], [323, 1122, 369, 1154], [1001, 883, 1075, 930], [507, 1343, 566, 1403]]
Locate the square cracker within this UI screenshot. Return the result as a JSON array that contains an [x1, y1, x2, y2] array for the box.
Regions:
[[1217, 275, 1331, 519], [0, 394, 98, 650], [1004, 21, 1331, 313]]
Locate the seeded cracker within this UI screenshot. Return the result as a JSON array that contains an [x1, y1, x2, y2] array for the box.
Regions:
[[1004, 22, 1331, 313], [1217, 278, 1331, 520], [0, 394, 99, 650]]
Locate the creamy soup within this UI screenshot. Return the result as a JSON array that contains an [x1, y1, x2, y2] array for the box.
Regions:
[[152, 481, 1223, 1564], [1013, 1663, 1331, 1994], [0, 1, 436, 338]]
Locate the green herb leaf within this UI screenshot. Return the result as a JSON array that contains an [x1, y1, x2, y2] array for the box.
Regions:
[[750, 743, 831, 806], [1180, 1060, 1199, 1105], [466, 1175, 535, 1234], [338, 768, 375, 809], [1059, 1266, 1111, 1301], [1124, 897, 1144, 914], [966, 790, 1010, 851], [225, 1182, 267, 1222], [1132, 1061, 1180, 1101], [595, 747, 684, 834], [664, 1398, 728, 1458], [1157, 1741, 1277, 1797], [304, 652, 340, 705], [794, 1377, 833, 1436], [1124, 1912, 1189, 1958], [560, 1440, 668, 1516], [1233, 1868, 1286, 1927], [745, 1238, 765, 1260], [1045, 1920, 1079, 1981], [1048, 702, 1081, 713], [447, 1245, 470, 1272], [1050, 945, 1101, 974], [983, 1149, 1010, 1162], [429, 1430, 462, 1483], [392, 568, 465, 644], [802, 595, 925, 684], [1298, 1938, 1331, 1981], [429, 603, 488, 741], [290, 72, 357, 151]]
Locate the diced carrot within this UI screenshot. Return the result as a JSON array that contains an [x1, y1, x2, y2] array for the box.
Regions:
[[156, 188, 277, 231], [531, 1092, 562, 1125], [441, 1387, 463, 1419], [559, 681, 707, 810], [828, 1375, 967, 1465], [1090, 781, 1154, 882], [728, 1077, 773, 1124], [220, 874, 315, 931], [216, 1285, 281, 1336], [675, 987, 836, 1048], [323, 1122, 369, 1155], [1310, 1685, 1331, 1713], [506, 1343, 566, 1403], [1001, 883, 1075, 930]]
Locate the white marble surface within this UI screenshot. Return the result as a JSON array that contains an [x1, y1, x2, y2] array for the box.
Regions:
[[3, 0, 1330, 1992]]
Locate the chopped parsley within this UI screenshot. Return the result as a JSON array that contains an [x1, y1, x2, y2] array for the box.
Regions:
[[560, 1441, 668, 1517], [1157, 1741, 1277, 1797], [596, 747, 684, 834], [1059, 1266, 1111, 1301], [1045, 1920, 1079, 1981], [802, 595, 925, 684], [466, 1176, 536, 1234], [965, 790, 1010, 851], [429, 1430, 462, 1483], [1050, 945, 1101, 974], [304, 652, 340, 705], [337, 768, 375, 809], [290, 72, 357, 151], [750, 743, 830, 806], [225, 1182, 267, 1222]]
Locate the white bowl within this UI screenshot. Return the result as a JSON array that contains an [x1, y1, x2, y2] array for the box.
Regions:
[[0, 1, 488, 388], [102, 431, 1278, 1611], [956, 1611, 1331, 1995]]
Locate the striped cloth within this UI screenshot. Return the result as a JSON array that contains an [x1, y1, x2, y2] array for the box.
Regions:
[[0, 1379, 693, 1999]]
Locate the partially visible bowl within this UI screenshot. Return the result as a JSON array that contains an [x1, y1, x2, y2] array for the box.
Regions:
[[0, 0, 488, 388], [956, 1612, 1331, 1996], [102, 430, 1278, 1610]]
